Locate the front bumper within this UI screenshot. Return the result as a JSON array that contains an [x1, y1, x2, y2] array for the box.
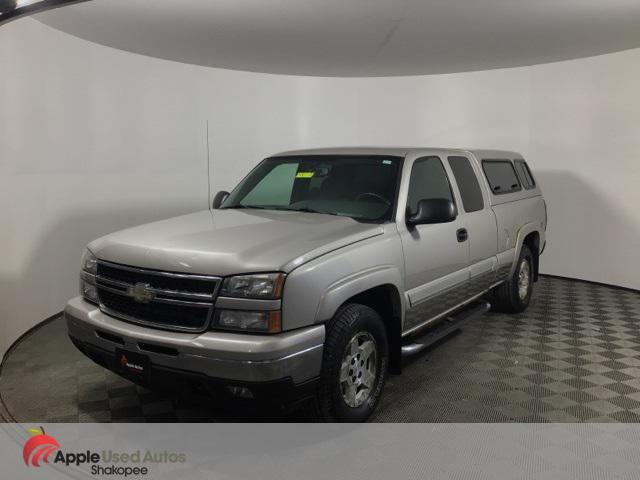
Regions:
[[65, 296, 324, 391]]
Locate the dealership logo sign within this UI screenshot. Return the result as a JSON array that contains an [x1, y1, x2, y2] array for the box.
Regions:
[[23, 427, 60, 467], [21, 427, 187, 475], [120, 353, 144, 372]]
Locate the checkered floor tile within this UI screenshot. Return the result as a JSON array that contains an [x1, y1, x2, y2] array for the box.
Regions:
[[1, 276, 639, 422]]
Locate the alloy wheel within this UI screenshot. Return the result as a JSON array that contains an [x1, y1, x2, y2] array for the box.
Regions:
[[339, 332, 378, 408], [518, 258, 531, 300]]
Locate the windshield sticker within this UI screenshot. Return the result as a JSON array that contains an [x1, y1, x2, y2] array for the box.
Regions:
[[382, 160, 392, 165], [296, 172, 314, 178]]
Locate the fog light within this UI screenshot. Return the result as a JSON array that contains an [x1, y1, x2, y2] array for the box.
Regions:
[[227, 386, 253, 399], [80, 278, 98, 304]]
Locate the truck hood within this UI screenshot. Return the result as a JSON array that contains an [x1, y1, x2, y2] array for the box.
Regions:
[[89, 209, 384, 276]]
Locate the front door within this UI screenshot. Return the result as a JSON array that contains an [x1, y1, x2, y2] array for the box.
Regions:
[[398, 155, 470, 334]]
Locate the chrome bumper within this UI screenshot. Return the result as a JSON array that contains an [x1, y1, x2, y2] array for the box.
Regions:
[[65, 296, 324, 384]]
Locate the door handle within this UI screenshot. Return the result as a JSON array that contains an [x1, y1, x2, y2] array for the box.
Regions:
[[456, 228, 468, 243]]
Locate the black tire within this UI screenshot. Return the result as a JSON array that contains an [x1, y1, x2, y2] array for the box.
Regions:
[[490, 245, 534, 313], [314, 304, 388, 422]]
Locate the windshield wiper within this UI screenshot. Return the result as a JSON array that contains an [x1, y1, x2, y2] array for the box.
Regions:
[[272, 207, 340, 216], [221, 204, 269, 210], [224, 205, 342, 216], [300, 208, 340, 216]]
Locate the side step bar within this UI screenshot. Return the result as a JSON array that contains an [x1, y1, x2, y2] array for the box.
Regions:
[[401, 301, 491, 359]]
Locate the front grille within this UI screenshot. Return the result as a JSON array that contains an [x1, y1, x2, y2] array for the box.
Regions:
[[95, 261, 220, 332]]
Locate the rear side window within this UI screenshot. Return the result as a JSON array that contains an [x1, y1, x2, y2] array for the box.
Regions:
[[482, 160, 521, 195], [448, 156, 484, 212], [514, 160, 535, 189]]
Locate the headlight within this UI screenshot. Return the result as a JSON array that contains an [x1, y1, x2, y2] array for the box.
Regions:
[[80, 249, 98, 304], [214, 310, 282, 333], [220, 273, 285, 299], [81, 249, 97, 275]]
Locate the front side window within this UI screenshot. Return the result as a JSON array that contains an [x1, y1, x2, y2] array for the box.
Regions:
[[482, 160, 521, 195], [222, 155, 402, 222], [406, 156, 454, 214]]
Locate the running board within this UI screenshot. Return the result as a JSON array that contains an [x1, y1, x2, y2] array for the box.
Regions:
[[401, 301, 491, 358]]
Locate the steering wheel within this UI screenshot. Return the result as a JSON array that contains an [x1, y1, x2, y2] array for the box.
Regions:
[[355, 192, 391, 206]]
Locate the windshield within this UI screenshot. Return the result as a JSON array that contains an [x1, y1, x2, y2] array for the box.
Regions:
[[221, 155, 402, 222]]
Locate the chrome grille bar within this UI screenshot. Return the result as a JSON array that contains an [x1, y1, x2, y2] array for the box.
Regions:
[[96, 276, 215, 301], [96, 283, 213, 308], [97, 259, 222, 281]]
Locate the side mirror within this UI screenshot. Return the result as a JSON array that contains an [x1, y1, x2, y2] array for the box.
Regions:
[[212, 191, 230, 209], [406, 198, 457, 227]]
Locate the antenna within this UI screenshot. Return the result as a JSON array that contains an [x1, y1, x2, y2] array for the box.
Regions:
[[206, 120, 212, 209]]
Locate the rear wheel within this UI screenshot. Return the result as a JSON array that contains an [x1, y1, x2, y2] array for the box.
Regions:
[[490, 245, 534, 313], [315, 304, 388, 422]]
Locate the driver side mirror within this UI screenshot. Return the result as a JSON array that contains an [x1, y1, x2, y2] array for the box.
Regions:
[[212, 191, 230, 209], [406, 198, 457, 227]]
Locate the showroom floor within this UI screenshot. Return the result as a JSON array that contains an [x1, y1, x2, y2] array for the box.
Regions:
[[1, 276, 640, 423]]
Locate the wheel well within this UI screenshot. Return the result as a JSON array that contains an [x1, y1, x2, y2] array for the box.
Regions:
[[342, 284, 403, 374], [523, 231, 540, 281]]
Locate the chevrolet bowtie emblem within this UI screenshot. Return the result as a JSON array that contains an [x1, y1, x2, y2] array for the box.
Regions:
[[126, 283, 155, 304]]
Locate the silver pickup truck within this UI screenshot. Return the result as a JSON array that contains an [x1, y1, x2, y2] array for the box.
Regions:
[[65, 147, 547, 421]]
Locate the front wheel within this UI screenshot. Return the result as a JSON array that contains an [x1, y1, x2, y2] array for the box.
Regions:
[[315, 304, 388, 422], [490, 245, 534, 313]]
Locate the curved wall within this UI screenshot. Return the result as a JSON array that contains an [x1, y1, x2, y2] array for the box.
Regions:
[[1, 18, 639, 359]]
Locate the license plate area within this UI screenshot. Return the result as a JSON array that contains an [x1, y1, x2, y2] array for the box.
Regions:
[[116, 348, 150, 382]]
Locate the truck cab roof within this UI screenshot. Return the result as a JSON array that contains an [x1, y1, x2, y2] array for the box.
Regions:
[[272, 146, 524, 159]]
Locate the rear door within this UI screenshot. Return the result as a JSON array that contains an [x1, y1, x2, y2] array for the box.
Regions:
[[397, 154, 470, 334], [447, 155, 499, 294]]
